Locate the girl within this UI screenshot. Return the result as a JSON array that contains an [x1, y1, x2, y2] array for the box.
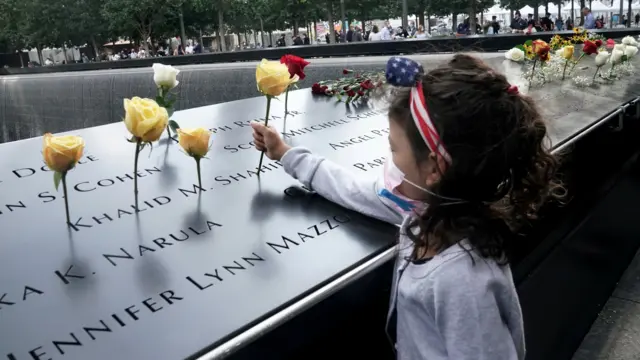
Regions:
[[251, 54, 561, 359]]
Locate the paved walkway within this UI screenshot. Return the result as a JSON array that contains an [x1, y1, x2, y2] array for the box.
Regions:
[[573, 249, 640, 359]]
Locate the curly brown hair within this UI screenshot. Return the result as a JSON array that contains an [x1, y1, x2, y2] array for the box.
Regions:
[[389, 54, 564, 265]]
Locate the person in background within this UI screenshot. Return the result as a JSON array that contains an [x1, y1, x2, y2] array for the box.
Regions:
[[457, 18, 469, 35], [82, 54, 89, 63], [346, 25, 354, 42], [582, 7, 595, 29], [353, 27, 363, 42], [555, 16, 564, 30], [407, 20, 417, 37], [635, 13, 639, 26], [491, 15, 500, 34], [415, 25, 429, 39], [566, 17, 574, 30], [303, 33, 310, 45], [251, 54, 562, 360], [396, 26, 409, 38], [276, 34, 286, 47], [541, 13, 553, 31], [527, 14, 535, 27], [511, 11, 527, 31], [381, 21, 392, 40], [368, 25, 383, 41], [193, 41, 203, 53], [185, 42, 194, 54]]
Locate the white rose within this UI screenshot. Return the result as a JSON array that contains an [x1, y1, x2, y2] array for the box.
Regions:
[[622, 36, 638, 46], [505, 47, 525, 62], [610, 49, 625, 64], [152, 63, 180, 90], [624, 45, 638, 59], [614, 43, 627, 52], [595, 51, 610, 66]]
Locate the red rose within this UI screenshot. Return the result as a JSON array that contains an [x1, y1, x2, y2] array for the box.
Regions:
[[595, 39, 603, 47], [311, 83, 323, 94], [280, 54, 310, 80], [361, 80, 374, 90], [582, 40, 598, 55], [321, 85, 328, 91], [343, 69, 352, 75], [357, 91, 364, 96], [347, 90, 355, 97]]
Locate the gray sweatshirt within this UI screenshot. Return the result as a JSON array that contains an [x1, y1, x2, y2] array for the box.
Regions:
[[282, 147, 526, 360]]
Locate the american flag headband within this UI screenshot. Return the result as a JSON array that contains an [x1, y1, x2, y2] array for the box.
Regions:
[[385, 57, 452, 164]]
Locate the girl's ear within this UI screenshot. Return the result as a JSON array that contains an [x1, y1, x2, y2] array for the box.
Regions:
[[424, 152, 448, 187]]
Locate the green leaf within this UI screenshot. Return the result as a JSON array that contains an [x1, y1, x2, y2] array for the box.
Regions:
[[524, 40, 533, 46], [168, 120, 180, 133], [515, 45, 525, 52], [53, 171, 62, 191], [126, 135, 137, 143], [622, 55, 629, 62]]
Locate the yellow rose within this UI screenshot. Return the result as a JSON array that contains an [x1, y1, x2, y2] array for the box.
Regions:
[[256, 59, 298, 97], [178, 128, 211, 157], [561, 45, 574, 60], [123, 97, 169, 142], [42, 133, 85, 173]]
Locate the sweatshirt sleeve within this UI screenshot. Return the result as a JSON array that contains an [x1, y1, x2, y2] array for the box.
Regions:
[[429, 259, 522, 360], [281, 147, 403, 225]]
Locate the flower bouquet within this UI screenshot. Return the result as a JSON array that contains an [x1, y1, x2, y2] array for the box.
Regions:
[[311, 69, 385, 103]]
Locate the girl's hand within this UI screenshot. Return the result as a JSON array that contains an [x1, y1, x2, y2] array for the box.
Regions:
[[251, 121, 291, 161]]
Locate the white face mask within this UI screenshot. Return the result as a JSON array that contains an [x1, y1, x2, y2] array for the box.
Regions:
[[380, 156, 465, 213]]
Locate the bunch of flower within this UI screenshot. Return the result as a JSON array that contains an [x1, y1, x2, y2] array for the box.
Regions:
[[311, 69, 385, 103], [570, 27, 589, 43], [549, 35, 573, 51]]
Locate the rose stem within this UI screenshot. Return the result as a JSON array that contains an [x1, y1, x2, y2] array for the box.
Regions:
[[61, 172, 70, 225], [284, 86, 290, 114], [593, 66, 600, 81], [562, 59, 569, 80], [609, 64, 615, 78], [570, 53, 584, 73], [529, 59, 537, 85], [257, 96, 272, 175], [196, 157, 202, 190], [134, 138, 141, 209]]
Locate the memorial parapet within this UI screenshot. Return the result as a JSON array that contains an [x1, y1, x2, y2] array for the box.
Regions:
[[2, 49, 640, 359], [0, 91, 399, 360]]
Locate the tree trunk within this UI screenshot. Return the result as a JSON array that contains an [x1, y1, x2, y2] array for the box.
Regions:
[[253, 31, 258, 45], [91, 36, 100, 61], [545, 3, 549, 16], [218, 9, 226, 52], [469, 0, 477, 34], [419, 8, 426, 30], [557, 3, 561, 21], [327, 0, 336, 44], [401, 0, 408, 29], [580, 0, 585, 25], [199, 29, 204, 49], [36, 45, 43, 66], [571, 1, 575, 24], [18, 51, 24, 67], [294, 19, 299, 35], [452, 14, 458, 33], [141, 32, 150, 53], [426, 14, 430, 33], [268, 31, 273, 46], [313, 20, 318, 41], [534, 6, 539, 21], [628, 0, 632, 27], [179, 10, 187, 49]]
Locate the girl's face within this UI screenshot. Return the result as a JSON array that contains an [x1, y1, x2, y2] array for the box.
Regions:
[[388, 119, 441, 201]]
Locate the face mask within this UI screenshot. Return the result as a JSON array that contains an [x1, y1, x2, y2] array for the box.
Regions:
[[379, 156, 465, 212]]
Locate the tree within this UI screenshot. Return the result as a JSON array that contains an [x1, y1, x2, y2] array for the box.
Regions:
[[102, 0, 183, 52]]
